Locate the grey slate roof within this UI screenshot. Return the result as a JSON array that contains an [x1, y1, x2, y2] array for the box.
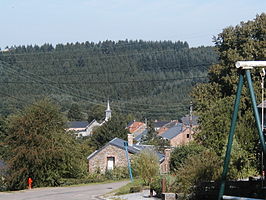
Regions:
[[87, 137, 165, 163], [134, 129, 148, 142], [161, 123, 183, 139], [154, 121, 170, 128], [68, 121, 89, 129]]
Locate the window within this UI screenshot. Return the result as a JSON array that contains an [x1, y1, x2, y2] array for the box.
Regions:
[[107, 157, 115, 170], [187, 134, 190, 138]]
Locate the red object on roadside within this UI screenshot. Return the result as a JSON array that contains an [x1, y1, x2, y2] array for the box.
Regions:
[[28, 178, 33, 189]]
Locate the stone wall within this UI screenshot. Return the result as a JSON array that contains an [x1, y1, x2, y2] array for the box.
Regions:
[[88, 144, 132, 173], [170, 127, 195, 147]]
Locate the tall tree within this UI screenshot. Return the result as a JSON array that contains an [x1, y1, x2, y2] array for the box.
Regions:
[[192, 14, 266, 169], [89, 113, 129, 149], [5, 99, 87, 190]]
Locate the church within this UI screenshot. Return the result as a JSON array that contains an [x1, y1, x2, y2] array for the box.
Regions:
[[67, 101, 112, 137]]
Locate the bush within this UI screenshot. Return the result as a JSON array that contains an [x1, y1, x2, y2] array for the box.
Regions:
[[105, 167, 129, 180], [170, 142, 205, 172], [131, 148, 160, 186], [174, 150, 222, 197], [151, 175, 178, 197]]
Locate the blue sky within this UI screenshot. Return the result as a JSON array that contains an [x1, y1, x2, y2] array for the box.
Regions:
[[0, 0, 265, 48]]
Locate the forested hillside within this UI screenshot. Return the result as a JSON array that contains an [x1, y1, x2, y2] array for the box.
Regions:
[[0, 40, 218, 120]]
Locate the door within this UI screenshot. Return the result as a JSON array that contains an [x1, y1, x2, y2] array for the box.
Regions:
[[107, 157, 115, 170]]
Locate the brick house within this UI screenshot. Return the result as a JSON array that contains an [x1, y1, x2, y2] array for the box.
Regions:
[[87, 134, 170, 174]]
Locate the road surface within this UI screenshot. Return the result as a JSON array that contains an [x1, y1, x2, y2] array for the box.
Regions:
[[0, 181, 128, 200]]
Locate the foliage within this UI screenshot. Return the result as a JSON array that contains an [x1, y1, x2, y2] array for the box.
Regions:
[[170, 142, 206, 172], [131, 148, 160, 186], [192, 13, 266, 171], [67, 103, 84, 121], [150, 175, 177, 197], [228, 140, 258, 179], [0, 116, 8, 160], [0, 40, 218, 120], [104, 167, 129, 180], [174, 150, 222, 197], [4, 99, 88, 190], [141, 121, 170, 153], [87, 104, 105, 122], [89, 113, 130, 149]]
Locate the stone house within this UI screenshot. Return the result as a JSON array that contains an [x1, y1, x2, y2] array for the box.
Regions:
[[87, 134, 170, 174], [160, 122, 197, 147]]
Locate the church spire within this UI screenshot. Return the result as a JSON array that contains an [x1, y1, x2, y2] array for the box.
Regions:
[[105, 100, 112, 121]]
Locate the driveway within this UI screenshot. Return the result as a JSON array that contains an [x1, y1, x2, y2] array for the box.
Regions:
[[0, 181, 129, 200]]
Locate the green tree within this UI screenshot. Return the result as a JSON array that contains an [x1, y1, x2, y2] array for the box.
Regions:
[[174, 150, 222, 196], [142, 122, 170, 153], [89, 113, 129, 149], [67, 103, 84, 121], [132, 148, 160, 186], [87, 104, 105, 122], [5, 99, 88, 190], [170, 142, 205, 172], [0, 116, 8, 160], [192, 13, 266, 171]]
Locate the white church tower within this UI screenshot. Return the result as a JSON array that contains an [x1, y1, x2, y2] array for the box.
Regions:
[[105, 100, 112, 121]]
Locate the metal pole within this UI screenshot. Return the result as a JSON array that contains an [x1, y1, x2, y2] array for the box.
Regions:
[[260, 69, 265, 188], [218, 71, 244, 200], [124, 142, 134, 182], [245, 70, 266, 154]]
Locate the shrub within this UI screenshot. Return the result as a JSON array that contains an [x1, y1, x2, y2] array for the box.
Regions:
[[131, 148, 160, 186], [170, 142, 205, 172], [174, 150, 222, 197]]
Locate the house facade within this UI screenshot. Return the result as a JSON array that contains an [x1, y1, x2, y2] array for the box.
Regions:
[[87, 135, 168, 174], [161, 119, 197, 147]]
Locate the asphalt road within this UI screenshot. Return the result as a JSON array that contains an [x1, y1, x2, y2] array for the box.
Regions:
[[0, 181, 129, 200]]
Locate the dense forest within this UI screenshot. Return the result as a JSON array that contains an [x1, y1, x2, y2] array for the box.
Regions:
[[0, 40, 218, 120]]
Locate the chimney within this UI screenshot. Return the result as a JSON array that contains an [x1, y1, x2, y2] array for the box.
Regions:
[[128, 134, 134, 146], [164, 148, 171, 161]]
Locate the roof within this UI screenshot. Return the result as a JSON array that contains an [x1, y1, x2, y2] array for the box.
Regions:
[[161, 123, 183, 139], [154, 121, 170, 128], [134, 129, 148, 141], [68, 121, 90, 129], [87, 137, 165, 163], [181, 116, 198, 126], [87, 138, 140, 160], [128, 121, 146, 133]]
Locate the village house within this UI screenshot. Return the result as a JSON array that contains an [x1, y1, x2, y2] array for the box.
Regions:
[[87, 134, 171, 174], [67, 101, 112, 137], [126, 121, 148, 143], [160, 116, 198, 147]]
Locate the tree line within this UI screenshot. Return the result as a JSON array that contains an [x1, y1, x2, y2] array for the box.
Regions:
[[0, 40, 218, 120]]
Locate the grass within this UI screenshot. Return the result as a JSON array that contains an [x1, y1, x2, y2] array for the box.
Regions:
[[111, 178, 145, 195]]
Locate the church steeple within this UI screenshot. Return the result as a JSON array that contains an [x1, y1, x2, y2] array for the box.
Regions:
[[105, 100, 112, 121]]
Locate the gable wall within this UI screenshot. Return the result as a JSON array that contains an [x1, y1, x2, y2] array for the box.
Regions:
[[88, 144, 132, 173], [170, 128, 193, 146]]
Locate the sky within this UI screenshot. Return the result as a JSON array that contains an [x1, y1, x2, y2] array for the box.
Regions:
[[0, 0, 265, 49]]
